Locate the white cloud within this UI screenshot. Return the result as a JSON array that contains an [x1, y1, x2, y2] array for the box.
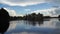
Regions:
[[46, 0, 60, 4], [46, 0, 60, 6], [31, 7, 60, 17], [4, 8, 23, 16], [4, 8, 16, 16], [16, 14, 23, 17], [25, 9, 31, 11], [0, 0, 60, 6], [0, 0, 45, 6]]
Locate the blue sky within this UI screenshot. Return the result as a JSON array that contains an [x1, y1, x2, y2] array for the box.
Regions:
[[0, 0, 60, 17]]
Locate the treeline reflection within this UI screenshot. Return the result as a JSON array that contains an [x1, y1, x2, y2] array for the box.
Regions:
[[23, 18, 52, 26], [23, 20, 43, 26]]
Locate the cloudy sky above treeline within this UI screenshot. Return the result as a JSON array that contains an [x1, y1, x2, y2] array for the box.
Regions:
[[0, 0, 60, 17]]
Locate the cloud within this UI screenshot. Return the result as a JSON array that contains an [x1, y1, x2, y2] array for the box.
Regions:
[[31, 7, 60, 17], [16, 14, 23, 17], [25, 9, 31, 11], [0, 0, 45, 6], [4, 8, 23, 16], [4, 8, 16, 16], [46, 0, 60, 4], [0, 0, 60, 6], [46, 0, 60, 6]]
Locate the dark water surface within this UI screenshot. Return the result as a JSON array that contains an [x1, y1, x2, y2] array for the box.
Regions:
[[5, 18, 60, 34]]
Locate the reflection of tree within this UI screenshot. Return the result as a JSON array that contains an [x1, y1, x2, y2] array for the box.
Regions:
[[25, 21, 43, 26], [58, 15, 60, 21], [58, 18, 60, 21], [38, 21, 43, 26]]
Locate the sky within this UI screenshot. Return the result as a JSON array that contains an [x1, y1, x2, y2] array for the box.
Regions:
[[0, 0, 60, 17]]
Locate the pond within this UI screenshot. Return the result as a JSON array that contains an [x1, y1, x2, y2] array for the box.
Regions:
[[5, 18, 60, 34]]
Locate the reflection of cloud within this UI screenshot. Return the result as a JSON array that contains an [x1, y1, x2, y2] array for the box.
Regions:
[[0, 0, 60, 6], [40, 19, 59, 28], [11, 32, 37, 34], [56, 22, 60, 29], [7, 21, 17, 32]]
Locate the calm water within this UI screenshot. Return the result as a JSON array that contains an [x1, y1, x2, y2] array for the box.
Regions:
[[5, 18, 60, 34]]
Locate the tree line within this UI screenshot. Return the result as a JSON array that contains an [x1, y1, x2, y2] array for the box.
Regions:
[[10, 13, 54, 21], [23, 13, 43, 21], [10, 13, 43, 21]]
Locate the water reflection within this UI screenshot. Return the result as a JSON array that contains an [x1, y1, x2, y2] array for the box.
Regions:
[[25, 21, 43, 26], [43, 18, 50, 21], [0, 21, 10, 34], [5, 18, 60, 34], [58, 18, 60, 21]]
